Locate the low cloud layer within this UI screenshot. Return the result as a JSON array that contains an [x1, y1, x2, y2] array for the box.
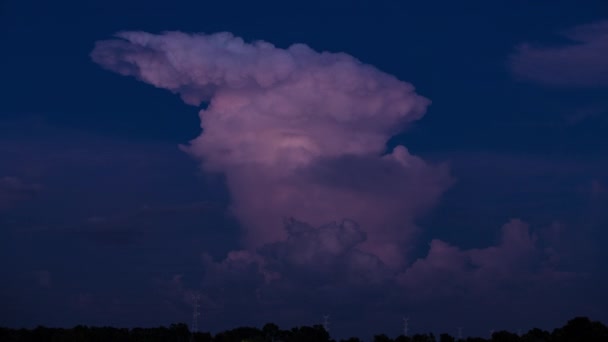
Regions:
[[509, 20, 608, 87], [159, 217, 578, 337], [92, 31, 452, 267], [398, 219, 573, 300]]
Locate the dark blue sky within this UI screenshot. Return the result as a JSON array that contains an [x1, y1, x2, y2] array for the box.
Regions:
[[1, 0, 607, 340]]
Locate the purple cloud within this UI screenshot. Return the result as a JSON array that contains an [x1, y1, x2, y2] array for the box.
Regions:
[[509, 20, 608, 87], [90, 32, 595, 333], [159, 218, 395, 329], [92, 31, 452, 268], [398, 219, 575, 300], [257, 218, 389, 286], [154, 216, 582, 337]]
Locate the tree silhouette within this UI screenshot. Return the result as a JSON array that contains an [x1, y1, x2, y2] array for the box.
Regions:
[[411, 333, 435, 342], [0, 316, 607, 342], [521, 328, 549, 342], [340, 337, 363, 342], [490, 330, 519, 342], [552, 316, 608, 342], [395, 335, 412, 342], [439, 333, 455, 342], [373, 333, 393, 342]]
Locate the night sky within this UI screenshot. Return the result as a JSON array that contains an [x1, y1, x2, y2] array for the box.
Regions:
[[1, 0, 608, 340]]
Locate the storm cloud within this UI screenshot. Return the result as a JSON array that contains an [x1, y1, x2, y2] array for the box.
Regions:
[[92, 31, 452, 267]]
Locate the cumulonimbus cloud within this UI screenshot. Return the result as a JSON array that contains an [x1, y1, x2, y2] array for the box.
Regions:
[[90, 32, 591, 331], [509, 20, 608, 87], [91, 31, 452, 267]]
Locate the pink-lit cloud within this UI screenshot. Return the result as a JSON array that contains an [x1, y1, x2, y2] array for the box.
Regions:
[[92, 33, 585, 321], [510, 20, 608, 87], [257, 218, 389, 286], [159, 217, 575, 325], [398, 219, 575, 299], [161, 218, 394, 321], [92, 31, 452, 267]]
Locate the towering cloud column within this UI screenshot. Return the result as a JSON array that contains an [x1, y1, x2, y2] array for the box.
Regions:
[[92, 31, 451, 267]]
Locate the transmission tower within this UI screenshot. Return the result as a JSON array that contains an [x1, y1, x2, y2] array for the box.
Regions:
[[323, 314, 330, 333], [191, 294, 200, 333], [403, 317, 409, 337]]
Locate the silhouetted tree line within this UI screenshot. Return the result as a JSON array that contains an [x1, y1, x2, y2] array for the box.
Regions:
[[1, 316, 606, 342]]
